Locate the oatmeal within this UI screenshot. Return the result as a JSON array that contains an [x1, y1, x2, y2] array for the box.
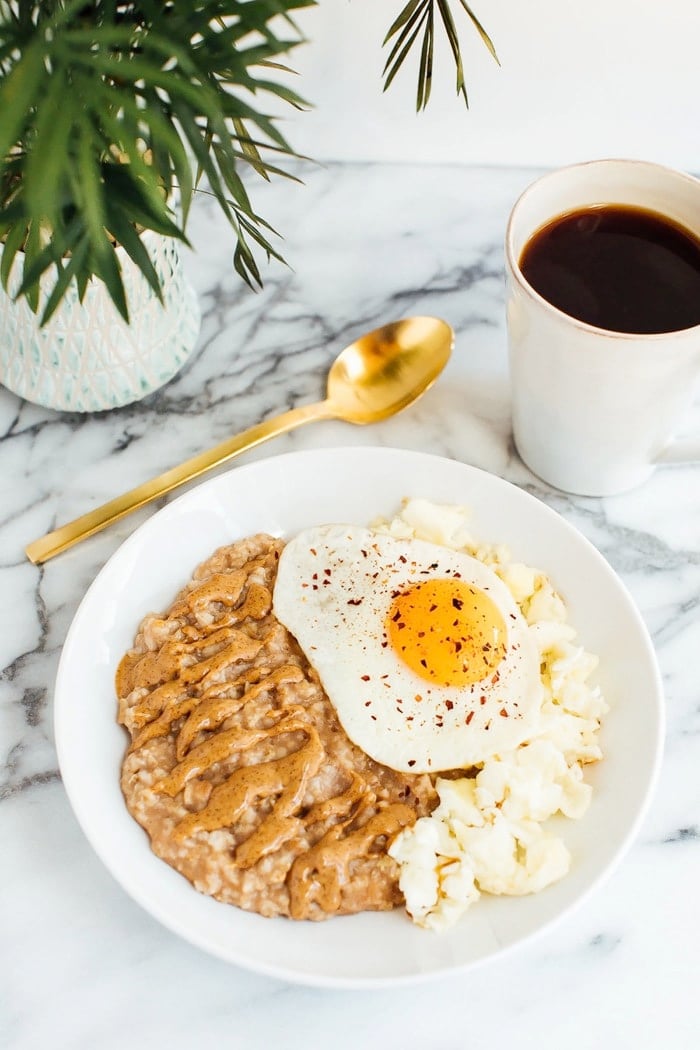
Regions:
[[117, 534, 436, 921]]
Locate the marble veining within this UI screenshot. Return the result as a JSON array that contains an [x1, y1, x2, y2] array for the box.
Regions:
[[1, 162, 699, 1049]]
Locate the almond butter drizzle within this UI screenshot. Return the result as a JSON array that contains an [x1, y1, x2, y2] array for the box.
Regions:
[[174, 715, 325, 868], [117, 626, 265, 717], [168, 569, 253, 618], [288, 803, 416, 919], [131, 693, 201, 751], [302, 772, 369, 828], [175, 664, 305, 760]]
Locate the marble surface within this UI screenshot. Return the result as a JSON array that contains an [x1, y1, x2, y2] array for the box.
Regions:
[[2, 162, 699, 1049]]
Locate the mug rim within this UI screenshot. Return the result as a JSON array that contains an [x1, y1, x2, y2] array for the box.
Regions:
[[505, 157, 700, 342]]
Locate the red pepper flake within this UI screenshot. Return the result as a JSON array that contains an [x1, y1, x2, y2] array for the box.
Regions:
[[445, 700, 454, 710], [430, 604, 438, 612], [418, 631, 425, 638], [420, 658, 427, 668], [312, 572, 318, 580], [392, 610, 401, 622], [347, 598, 363, 606], [371, 715, 377, 721], [361, 674, 370, 681], [408, 760, 416, 767], [381, 674, 389, 679], [310, 548, 317, 555], [465, 710, 475, 725], [397, 622, 406, 630], [322, 579, 330, 586], [509, 613, 517, 620], [414, 694, 423, 702], [399, 555, 407, 563], [480, 695, 487, 705], [381, 641, 388, 648], [364, 701, 371, 707], [455, 641, 462, 652], [491, 672, 500, 684], [361, 549, 368, 558], [499, 707, 509, 717], [452, 597, 464, 610], [324, 568, 331, 576]]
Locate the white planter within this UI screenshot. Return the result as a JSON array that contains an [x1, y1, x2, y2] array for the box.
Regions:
[[0, 229, 200, 412]]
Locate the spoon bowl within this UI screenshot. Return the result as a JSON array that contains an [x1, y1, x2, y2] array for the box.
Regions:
[[325, 317, 453, 423], [26, 316, 453, 563]]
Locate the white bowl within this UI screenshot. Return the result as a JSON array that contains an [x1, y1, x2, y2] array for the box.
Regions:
[[54, 447, 664, 988]]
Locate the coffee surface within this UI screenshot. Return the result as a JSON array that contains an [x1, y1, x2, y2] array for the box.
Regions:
[[519, 204, 700, 334]]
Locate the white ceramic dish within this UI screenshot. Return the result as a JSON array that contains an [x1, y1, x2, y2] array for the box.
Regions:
[[54, 447, 664, 988]]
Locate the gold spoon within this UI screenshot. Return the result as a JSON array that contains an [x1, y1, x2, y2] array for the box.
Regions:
[[25, 316, 453, 565]]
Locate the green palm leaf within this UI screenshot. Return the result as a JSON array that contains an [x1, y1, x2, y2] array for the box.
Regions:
[[383, 0, 497, 108], [0, 0, 314, 322]]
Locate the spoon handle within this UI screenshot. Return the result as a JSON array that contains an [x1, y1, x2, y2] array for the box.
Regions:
[[25, 400, 335, 565]]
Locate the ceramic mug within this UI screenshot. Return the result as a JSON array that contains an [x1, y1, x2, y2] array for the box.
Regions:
[[505, 158, 700, 496]]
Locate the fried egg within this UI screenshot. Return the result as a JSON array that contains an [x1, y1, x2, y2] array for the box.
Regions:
[[273, 524, 543, 773]]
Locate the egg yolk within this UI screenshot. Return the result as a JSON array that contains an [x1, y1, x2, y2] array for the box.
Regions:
[[386, 578, 507, 687]]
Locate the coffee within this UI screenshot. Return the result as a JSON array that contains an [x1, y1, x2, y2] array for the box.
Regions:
[[519, 204, 700, 334]]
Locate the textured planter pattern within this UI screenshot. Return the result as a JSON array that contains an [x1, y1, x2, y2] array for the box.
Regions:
[[0, 232, 201, 412]]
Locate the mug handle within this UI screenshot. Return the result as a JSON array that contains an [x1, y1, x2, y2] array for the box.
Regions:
[[657, 436, 700, 464]]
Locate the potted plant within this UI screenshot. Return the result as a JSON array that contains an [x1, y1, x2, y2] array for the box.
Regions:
[[0, 0, 494, 412]]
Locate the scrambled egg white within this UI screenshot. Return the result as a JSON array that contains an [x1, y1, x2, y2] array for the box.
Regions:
[[378, 499, 608, 932]]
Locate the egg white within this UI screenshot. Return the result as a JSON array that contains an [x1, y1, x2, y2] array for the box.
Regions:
[[273, 524, 543, 773]]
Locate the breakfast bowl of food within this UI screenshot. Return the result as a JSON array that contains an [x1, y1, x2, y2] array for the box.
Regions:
[[54, 446, 663, 987]]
